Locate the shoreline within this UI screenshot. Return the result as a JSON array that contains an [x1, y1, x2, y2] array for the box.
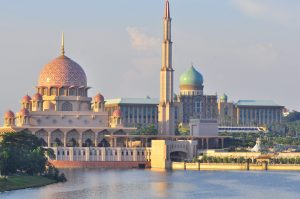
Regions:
[[0, 175, 57, 193]]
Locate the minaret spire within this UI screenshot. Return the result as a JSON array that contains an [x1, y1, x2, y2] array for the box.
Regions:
[[61, 32, 65, 56], [165, 0, 170, 18], [158, 0, 175, 135]]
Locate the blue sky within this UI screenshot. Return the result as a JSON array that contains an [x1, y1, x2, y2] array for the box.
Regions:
[[0, 0, 299, 120]]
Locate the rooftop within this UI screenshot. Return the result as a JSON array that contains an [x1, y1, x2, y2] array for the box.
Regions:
[[236, 100, 283, 107], [105, 98, 159, 105]]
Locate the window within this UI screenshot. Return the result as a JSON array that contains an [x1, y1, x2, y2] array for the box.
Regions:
[[69, 88, 76, 96], [59, 87, 66, 96], [62, 102, 73, 111], [50, 87, 57, 96]]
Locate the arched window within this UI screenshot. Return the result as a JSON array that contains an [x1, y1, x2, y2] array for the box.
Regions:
[[42, 88, 48, 95], [69, 88, 76, 96], [59, 87, 66, 96], [50, 87, 57, 96], [62, 102, 73, 111]]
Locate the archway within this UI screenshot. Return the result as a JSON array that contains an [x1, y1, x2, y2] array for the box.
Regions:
[[98, 139, 110, 147], [35, 129, 48, 146], [82, 130, 95, 147], [67, 130, 79, 147], [170, 151, 188, 162], [51, 130, 64, 147]]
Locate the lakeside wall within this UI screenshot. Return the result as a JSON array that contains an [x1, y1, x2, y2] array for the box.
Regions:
[[50, 160, 151, 169], [172, 162, 300, 171]]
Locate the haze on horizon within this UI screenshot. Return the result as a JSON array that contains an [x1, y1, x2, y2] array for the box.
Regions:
[[0, 0, 299, 121]]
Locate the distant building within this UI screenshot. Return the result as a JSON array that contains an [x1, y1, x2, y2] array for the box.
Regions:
[[105, 98, 159, 128], [218, 95, 284, 127], [235, 100, 284, 126]]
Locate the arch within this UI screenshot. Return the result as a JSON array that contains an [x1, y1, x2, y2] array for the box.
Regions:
[[170, 151, 188, 162], [82, 130, 95, 147], [62, 101, 73, 111], [35, 129, 48, 146], [50, 87, 57, 96], [98, 138, 110, 147], [113, 129, 126, 135], [59, 87, 67, 96], [51, 130, 64, 147], [66, 130, 80, 147]]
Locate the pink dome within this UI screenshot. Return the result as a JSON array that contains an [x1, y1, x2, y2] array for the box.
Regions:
[[32, 93, 43, 101], [112, 109, 122, 117], [4, 110, 15, 118], [94, 93, 104, 102], [38, 55, 87, 87], [22, 95, 32, 102], [19, 108, 30, 116]]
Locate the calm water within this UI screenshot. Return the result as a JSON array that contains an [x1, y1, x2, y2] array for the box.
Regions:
[[1, 169, 300, 199]]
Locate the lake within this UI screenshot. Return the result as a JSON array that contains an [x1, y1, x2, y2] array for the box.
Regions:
[[1, 169, 300, 199]]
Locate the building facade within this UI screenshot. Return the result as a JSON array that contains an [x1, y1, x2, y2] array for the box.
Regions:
[[218, 95, 284, 127], [105, 98, 159, 128]]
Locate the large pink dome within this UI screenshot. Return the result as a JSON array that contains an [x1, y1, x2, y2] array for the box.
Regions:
[[38, 55, 87, 87]]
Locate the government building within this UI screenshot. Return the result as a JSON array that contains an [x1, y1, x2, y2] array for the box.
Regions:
[[218, 94, 284, 127]]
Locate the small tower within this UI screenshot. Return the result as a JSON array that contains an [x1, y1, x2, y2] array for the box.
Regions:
[[32, 93, 43, 111], [110, 109, 123, 128], [16, 108, 30, 126], [93, 93, 105, 112], [21, 95, 32, 110], [4, 110, 15, 127]]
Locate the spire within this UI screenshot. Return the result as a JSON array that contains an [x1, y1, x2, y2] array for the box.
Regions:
[[165, 0, 170, 18], [61, 32, 65, 56]]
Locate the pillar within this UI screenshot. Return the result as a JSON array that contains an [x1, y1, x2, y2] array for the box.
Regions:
[[95, 132, 98, 147], [64, 132, 67, 147], [206, 138, 209, 149], [79, 132, 83, 147], [48, 133, 51, 147]]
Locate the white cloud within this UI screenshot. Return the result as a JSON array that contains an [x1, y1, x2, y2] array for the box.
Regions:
[[126, 26, 159, 51], [231, 0, 292, 25]]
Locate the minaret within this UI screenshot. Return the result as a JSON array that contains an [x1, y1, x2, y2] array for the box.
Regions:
[[158, 0, 175, 135]]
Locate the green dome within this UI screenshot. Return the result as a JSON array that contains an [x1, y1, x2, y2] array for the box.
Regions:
[[180, 66, 203, 87]]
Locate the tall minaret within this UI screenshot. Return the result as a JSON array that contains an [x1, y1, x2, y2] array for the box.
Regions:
[[158, 0, 175, 135]]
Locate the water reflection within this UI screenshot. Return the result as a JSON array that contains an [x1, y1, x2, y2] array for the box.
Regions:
[[1, 169, 300, 199]]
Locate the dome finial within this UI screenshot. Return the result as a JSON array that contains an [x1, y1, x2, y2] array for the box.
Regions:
[[61, 32, 65, 56]]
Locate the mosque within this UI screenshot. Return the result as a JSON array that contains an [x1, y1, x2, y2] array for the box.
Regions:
[[0, 0, 224, 168]]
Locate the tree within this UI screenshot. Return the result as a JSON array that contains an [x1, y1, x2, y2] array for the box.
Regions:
[[0, 132, 46, 175]]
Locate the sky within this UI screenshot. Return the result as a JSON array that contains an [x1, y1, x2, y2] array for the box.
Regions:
[[0, 0, 299, 121]]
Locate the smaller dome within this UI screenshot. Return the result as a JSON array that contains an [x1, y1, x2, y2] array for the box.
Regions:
[[4, 110, 15, 118], [220, 93, 228, 102], [32, 93, 43, 101], [19, 108, 30, 116], [94, 93, 104, 102], [180, 66, 203, 89], [22, 95, 32, 102], [112, 109, 122, 117]]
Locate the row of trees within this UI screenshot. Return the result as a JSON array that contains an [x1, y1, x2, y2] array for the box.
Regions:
[[0, 132, 66, 182]]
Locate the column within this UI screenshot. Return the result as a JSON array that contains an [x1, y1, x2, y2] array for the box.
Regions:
[[94, 132, 98, 147], [47, 132, 51, 147], [206, 138, 209, 149], [64, 132, 67, 147], [79, 132, 82, 147]]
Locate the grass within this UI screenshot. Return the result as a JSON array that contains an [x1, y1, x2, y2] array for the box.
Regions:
[[0, 175, 56, 192]]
